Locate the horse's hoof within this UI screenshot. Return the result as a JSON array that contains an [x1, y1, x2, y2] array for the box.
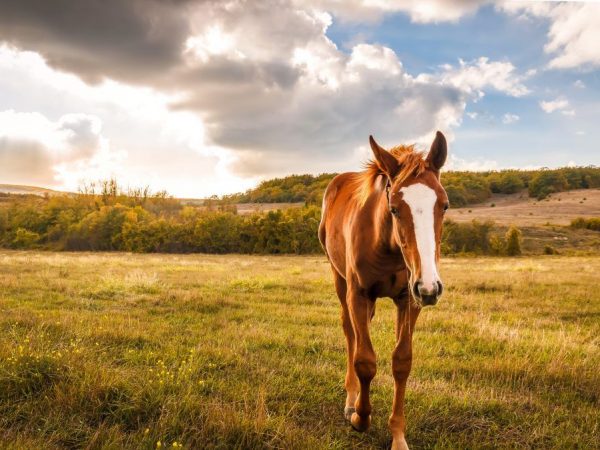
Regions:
[[344, 406, 355, 421], [350, 412, 371, 432]]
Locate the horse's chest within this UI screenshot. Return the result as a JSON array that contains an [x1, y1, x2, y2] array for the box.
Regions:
[[363, 270, 409, 300]]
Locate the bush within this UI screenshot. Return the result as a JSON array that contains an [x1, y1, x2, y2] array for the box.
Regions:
[[489, 171, 525, 194], [570, 217, 600, 231], [0, 190, 324, 254], [442, 220, 495, 254], [529, 171, 569, 200], [12, 228, 40, 248], [505, 226, 522, 256]]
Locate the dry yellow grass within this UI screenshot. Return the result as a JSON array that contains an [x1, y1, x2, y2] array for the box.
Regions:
[[0, 251, 598, 449], [447, 188, 600, 226]]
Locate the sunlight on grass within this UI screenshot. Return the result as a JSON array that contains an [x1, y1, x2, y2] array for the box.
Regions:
[[0, 251, 598, 449]]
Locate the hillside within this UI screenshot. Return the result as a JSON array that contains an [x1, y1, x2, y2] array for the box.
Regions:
[[222, 167, 600, 207], [0, 184, 65, 196], [228, 187, 600, 228], [448, 188, 600, 226]]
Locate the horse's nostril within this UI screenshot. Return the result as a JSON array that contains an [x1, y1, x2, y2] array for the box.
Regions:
[[437, 281, 443, 297], [412, 281, 421, 299]]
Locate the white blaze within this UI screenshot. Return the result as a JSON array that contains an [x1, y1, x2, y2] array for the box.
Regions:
[[399, 183, 440, 292]]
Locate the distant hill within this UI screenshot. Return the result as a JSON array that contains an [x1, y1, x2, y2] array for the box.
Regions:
[[221, 173, 335, 205], [448, 188, 600, 226], [221, 166, 600, 208], [3, 165, 600, 210], [0, 184, 67, 196]]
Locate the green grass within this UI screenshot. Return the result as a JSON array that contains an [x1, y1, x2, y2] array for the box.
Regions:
[[0, 251, 598, 449]]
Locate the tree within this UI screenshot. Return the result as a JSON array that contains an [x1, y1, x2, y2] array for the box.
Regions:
[[528, 171, 568, 199], [12, 228, 40, 248], [497, 172, 525, 194], [505, 226, 522, 256]]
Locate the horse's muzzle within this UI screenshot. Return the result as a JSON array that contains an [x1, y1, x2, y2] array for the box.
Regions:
[[413, 280, 443, 306]]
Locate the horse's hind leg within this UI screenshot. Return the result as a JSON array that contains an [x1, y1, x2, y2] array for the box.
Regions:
[[333, 270, 359, 420], [347, 277, 376, 432]]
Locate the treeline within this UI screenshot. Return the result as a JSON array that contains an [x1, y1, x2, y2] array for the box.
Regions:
[[221, 173, 334, 205], [221, 167, 600, 207], [0, 192, 322, 254], [1, 187, 528, 256]]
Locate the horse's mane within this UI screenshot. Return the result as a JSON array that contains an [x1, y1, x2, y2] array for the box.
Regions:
[[351, 144, 428, 206]]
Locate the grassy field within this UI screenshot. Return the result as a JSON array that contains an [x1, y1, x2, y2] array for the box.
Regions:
[[0, 252, 598, 449], [447, 188, 600, 226]]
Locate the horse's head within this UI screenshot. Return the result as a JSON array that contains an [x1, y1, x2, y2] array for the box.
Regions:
[[370, 131, 449, 307]]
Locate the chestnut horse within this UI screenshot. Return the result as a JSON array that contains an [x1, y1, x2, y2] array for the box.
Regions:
[[318, 131, 448, 449]]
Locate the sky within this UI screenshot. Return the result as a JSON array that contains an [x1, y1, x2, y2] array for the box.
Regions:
[[0, 0, 599, 198]]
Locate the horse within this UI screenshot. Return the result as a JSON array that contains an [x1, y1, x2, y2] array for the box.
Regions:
[[318, 131, 449, 449]]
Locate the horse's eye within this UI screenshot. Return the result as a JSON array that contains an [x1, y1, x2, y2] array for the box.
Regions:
[[390, 207, 399, 216], [443, 203, 449, 212]]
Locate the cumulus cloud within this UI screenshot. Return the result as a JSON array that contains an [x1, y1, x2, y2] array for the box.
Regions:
[[173, 2, 529, 175], [500, 2, 600, 70], [0, 0, 194, 84], [445, 153, 497, 172], [0, 110, 122, 186], [304, 0, 490, 23], [539, 97, 574, 116], [502, 113, 519, 125], [419, 57, 530, 99], [0, 0, 531, 180]]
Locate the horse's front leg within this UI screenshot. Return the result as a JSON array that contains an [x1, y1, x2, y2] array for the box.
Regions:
[[347, 281, 376, 432], [389, 298, 420, 450]]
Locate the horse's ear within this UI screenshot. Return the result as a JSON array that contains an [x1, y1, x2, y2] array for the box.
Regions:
[[426, 131, 447, 171], [369, 135, 399, 178]]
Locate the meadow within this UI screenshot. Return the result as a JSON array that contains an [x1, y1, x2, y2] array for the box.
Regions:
[[0, 251, 598, 449]]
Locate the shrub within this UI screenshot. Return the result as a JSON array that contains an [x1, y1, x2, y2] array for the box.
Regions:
[[528, 171, 569, 200], [442, 220, 495, 254], [505, 226, 522, 256], [12, 228, 40, 248], [570, 217, 600, 231], [489, 171, 525, 194]]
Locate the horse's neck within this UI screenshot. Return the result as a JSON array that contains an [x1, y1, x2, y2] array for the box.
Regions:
[[373, 191, 401, 255]]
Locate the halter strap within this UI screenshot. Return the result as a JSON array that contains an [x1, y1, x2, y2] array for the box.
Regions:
[[385, 177, 393, 212]]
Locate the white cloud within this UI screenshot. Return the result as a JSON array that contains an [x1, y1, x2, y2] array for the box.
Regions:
[[500, 2, 600, 70], [303, 0, 490, 23], [0, 0, 535, 192], [466, 111, 478, 119], [418, 57, 530, 100], [573, 79, 585, 89], [539, 97, 568, 113], [539, 97, 575, 116], [502, 113, 519, 125], [445, 154, 498, 172], [0, 110, 123, 187], [0, 45, 256, 197], [168, 4, 530, 176]]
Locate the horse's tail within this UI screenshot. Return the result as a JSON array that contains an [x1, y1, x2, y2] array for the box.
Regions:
[[318, 185, 329, 254]]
